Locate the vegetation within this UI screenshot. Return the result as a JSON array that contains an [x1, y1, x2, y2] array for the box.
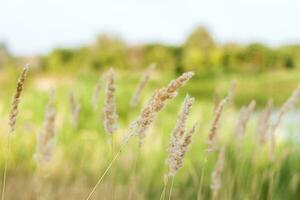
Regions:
[[0, 64, 299, 199], [1, 27, 300, 74], [0, 27, 300, 200]]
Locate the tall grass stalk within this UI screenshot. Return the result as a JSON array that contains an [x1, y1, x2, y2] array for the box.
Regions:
[[85, 140, 129, 200], [159, 175, 169, 200], [1, 134, 11, 200], [198, 99, 226, 199], [127, 143, 141, 200], [130, 63, 156, 107], [168, 176, 175, 200], [197, 155, 208, 200], [110, 135, 115, 200], [87, 72, 194, 199], [2, 64, 29, 200]]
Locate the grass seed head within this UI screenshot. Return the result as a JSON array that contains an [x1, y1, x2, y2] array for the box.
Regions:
[[8, 64, 29, 133]]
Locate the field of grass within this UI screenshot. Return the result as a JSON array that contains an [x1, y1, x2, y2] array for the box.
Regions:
[[0, 67, 300, 200]]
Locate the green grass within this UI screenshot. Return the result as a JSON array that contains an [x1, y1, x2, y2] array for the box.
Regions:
[[0, 68, 300, 199]]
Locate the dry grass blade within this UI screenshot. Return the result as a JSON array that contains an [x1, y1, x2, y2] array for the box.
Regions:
[[130, 63, 156, 107]]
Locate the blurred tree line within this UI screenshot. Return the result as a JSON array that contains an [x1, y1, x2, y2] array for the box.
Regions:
[[2, 27, 300, 74]]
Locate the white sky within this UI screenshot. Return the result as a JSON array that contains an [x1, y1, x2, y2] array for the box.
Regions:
[[0, 0, 300, 55]]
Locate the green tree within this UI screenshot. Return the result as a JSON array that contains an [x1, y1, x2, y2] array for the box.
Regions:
[[182, 27, 219, 74]]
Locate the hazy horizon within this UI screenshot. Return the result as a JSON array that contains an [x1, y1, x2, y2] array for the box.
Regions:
[[1, 0, 300, 56]]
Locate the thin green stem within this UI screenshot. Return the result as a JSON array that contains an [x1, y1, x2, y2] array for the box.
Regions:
[[127, 143, 140, 200], [110, 135, 115, 200], [268, 169, 275, 200], [168, 176, 175, 200], [85, 138, 129, 200], [197, 154, 208, 200], [1, 134, 11, 200], [159, 175, 169, 200]]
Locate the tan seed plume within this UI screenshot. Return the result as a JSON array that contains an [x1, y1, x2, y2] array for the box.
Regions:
[[234, 100, 256, 139], [130, 63, 156, 107], [129, 71, 194, 144], [8, 64, 29, 133], [69, 92, 81, 128], [35, 90, 57, 166], [92, 74, 103, 110], [103, 68, 118, 134], [207, 99, 226, 152], [211, 147, 225, 200], [226, 79, 237, 105], [213, 90, 220, 113], [207, 80, 237, 152], [167, 95, 196, 176], [256, 99, 273, 144], [269, 83, 300, 160]]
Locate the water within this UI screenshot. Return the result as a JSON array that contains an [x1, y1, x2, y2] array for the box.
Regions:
[[270, 109, 300, 141]]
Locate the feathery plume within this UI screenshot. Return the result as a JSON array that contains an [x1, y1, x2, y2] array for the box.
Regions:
[[207, 81, 237, 152], [234, 100, 256, 139], [130, 63, 156, 107], [211, 147, 225, 200], [69, 92, 81, 128], [92, 74, 103, 110], [128, 72, 194, 144], [167, 95, 196, 176], [8, 64, 29, 133], [35, 90, 57, 166], [226, 79, 237, 105], [269, 84, 300, 160], [207, 99, 226, 152], [213, 91, 220, 113], [256, 99, 273, 144], [103, 68, 118, 134]]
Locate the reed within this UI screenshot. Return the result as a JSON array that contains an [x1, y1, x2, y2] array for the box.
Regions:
[[235, 100, 256, 139], [211, 148, 225, 200], [69, 91, 81, 128], [129, 71, 194, 145], [167, 95, 195, 177], [269, 83, 300, 160], [87, 72, 194, 200], [8, 64, 29, 133], [161, 95, 196, 200], [92, 74, 103, 111], [256, 99, 273, 145], [207, 99, 227, 153], [208, 80, 237, 152], [226, 79, 237, 105], [2, 64, 29, 200], [198, 81, 236, 199], [103, 68, 118, 134], [33, 90, 57, 200], [35, 90, 57, 166], [130, 63, 156, 107]]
